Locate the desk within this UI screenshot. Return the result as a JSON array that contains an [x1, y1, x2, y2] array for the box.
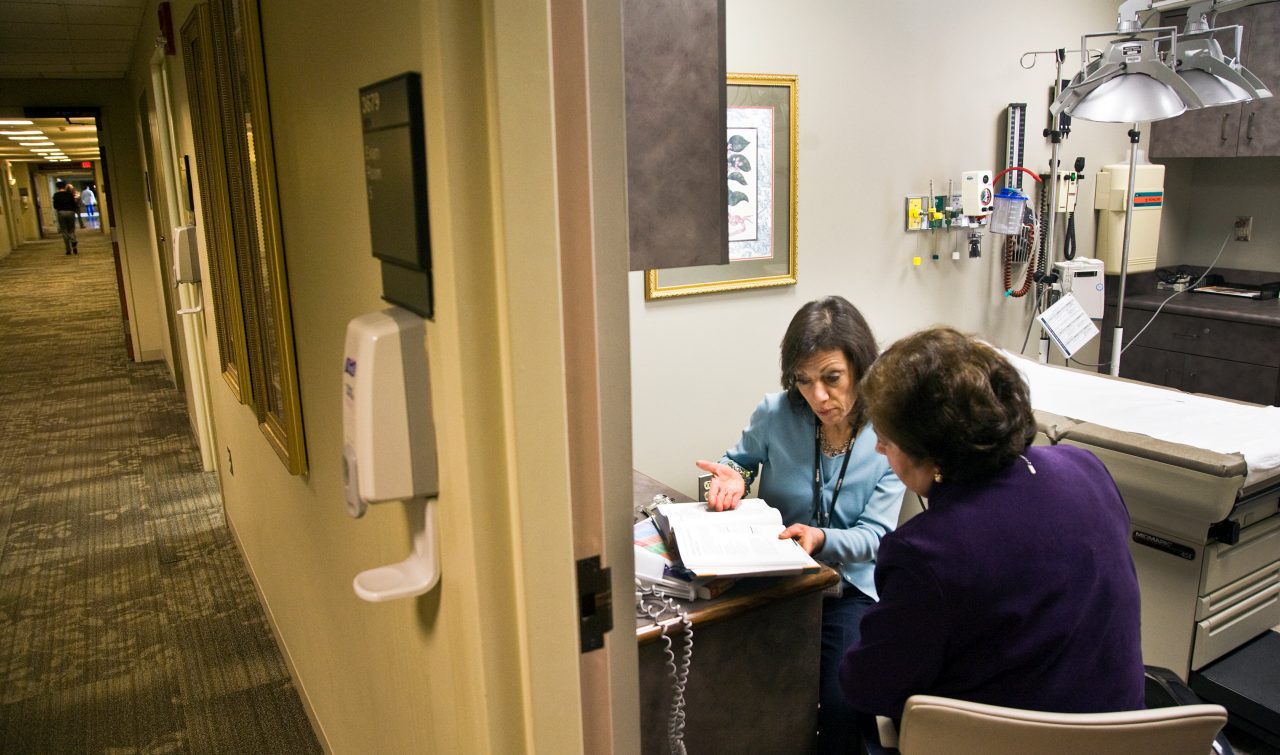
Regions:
[[633, 471, 840, 754]]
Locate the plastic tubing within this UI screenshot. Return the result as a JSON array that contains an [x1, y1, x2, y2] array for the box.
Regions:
[[992, 166, 1044, 187]]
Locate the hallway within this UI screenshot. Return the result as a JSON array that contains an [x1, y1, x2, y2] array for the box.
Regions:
[[0, 233, 320, 753]]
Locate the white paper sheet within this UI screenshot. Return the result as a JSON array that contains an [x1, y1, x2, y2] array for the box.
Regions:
[[1007, 352, 1280, 487], [1036, 293, 1099, 358]]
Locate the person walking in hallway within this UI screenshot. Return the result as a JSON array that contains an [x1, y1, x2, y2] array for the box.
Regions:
[[53, 181, 78, 254], [80, 184, 97, 217]]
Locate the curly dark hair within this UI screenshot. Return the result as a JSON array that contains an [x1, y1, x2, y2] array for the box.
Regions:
[[779, 296, 878, 429], [860, 327, 1036, 485]]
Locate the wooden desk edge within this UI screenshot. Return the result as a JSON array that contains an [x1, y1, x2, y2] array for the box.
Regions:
[[636, 566, 840, 644]]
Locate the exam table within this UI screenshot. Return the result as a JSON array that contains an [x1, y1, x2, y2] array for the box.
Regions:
[[1013, 355, 1280, 744]]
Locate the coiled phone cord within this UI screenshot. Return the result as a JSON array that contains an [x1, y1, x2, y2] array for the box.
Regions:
[[637, 581, 693, 754]]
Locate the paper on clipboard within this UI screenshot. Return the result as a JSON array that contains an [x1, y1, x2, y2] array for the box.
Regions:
[[1037, 293, 1099, 358]]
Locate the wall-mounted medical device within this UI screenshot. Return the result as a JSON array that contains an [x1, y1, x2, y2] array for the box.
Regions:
[[1095, 162, 1164, 274], [171, 225, 200, 283], [342, 306, 440, 601], [1053, 257, 1106, 320]]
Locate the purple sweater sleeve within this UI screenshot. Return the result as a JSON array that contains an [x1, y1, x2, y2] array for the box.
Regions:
[[838, 536, 949, 718]]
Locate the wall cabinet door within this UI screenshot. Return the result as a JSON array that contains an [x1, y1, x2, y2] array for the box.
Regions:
[[1150, 2, 1280, 158], [1150, 106, 1241, 158], [1236, 3, 1280, 156]]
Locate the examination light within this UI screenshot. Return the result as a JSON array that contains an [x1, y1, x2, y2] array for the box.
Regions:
[[1174, 3, 1271, 107], [1052, 33, 1202, 122], [1051, 0, 1205, 122]]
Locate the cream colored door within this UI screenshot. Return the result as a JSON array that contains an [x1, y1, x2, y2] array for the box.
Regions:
[[548, 1, 640, 751]]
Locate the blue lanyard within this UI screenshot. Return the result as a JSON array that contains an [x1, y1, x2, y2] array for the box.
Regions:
[[812, 421, 854, 528]]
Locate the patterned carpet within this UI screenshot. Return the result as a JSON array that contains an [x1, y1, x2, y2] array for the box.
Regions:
[[0, 232, 321, 754]]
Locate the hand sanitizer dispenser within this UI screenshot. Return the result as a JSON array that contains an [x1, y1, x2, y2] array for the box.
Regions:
[[342, 306, 440, 601]]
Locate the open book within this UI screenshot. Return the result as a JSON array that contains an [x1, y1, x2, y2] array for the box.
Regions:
[[633, 517, 736, 600], [652, 499, 820, 578]]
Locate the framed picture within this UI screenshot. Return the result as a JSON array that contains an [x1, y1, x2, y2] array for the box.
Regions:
[[181, 0, 308, 475], [645, 73, 798, 300]]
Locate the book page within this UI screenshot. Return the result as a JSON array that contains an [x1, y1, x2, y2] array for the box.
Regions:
[[677, 521, 812, 566], [652, 498, 818, 577], [657, 498, 782, 532]]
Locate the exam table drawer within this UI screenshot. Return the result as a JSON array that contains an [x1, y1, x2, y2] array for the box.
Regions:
[[1197, 563, 1280, 621], [1202, 514, 1280, 593], [1192, 574, 1280, 671]]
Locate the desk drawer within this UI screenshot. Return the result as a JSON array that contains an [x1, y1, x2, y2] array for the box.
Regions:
[[1122, 309, 1280, 367], [1202, 514, 1280, 593]]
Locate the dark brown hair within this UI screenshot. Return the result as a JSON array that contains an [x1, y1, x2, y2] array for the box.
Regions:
[[780, 296, 878, 429], [860, 327, 1036, 485]]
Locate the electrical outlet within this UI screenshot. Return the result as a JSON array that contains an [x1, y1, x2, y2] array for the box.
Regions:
[[1235, 216, 1252, 241]]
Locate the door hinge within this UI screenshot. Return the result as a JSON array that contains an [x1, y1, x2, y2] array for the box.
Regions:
[[577, 555, 613, 653]]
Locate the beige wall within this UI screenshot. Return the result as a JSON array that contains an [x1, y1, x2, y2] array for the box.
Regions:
[[123, 0, 601, 751], [629, 0, 1137, 497], [1157, 156, 1280, 273]]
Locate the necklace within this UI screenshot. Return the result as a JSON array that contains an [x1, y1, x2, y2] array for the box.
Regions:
[[818, 425, 854, 457]]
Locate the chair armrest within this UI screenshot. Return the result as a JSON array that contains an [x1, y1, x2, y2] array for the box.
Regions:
[[857, 712, 900, 755], [1145, 665, 1236, 755], [1145, 665, 1207, 708]]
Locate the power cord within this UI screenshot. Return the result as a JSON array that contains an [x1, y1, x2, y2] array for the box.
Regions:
[[1068, 231, 1233, 369], [636, 580, 693, 754]]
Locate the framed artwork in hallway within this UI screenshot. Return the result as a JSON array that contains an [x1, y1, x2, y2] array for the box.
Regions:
[[181, 0, 308, 475]]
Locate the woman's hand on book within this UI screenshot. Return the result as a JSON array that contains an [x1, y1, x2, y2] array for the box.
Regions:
[[780, 523, 825, 554], [695, 460, 744, 511]]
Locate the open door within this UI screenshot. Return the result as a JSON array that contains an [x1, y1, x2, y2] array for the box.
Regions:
[[549, 0, 640, 751], [141, 47, 218, 470]]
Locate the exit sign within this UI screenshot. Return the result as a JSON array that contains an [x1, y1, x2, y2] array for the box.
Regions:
[[81, 161, 91, 168]]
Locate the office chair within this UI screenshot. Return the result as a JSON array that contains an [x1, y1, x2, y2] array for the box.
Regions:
[[860, 666, 1231, 755]]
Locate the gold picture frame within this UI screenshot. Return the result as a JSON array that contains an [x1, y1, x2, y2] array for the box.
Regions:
[[645, 72, 798, 300], [181, 0, 308, 475], [181, 4, 252, 405]]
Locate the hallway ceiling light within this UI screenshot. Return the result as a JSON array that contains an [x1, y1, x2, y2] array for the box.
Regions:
[[0, 117, 99, 164], [0, 120, 35, 126]]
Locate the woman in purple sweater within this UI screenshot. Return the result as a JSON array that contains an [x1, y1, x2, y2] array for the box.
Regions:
[[839, 327, 1144, 720]]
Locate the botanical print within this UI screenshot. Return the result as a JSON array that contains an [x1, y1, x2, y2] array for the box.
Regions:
[[727, 105, 774, 261]]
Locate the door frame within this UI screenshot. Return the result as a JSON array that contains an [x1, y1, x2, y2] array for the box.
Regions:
[[146, 45, 218, 470]]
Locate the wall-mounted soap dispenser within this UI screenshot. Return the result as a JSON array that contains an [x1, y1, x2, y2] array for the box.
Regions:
[[342, 306, 440, 602]]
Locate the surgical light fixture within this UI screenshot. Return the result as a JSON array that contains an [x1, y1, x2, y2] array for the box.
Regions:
[[1051, 16, 1203, 121], [1173, 1, 1272, 106]]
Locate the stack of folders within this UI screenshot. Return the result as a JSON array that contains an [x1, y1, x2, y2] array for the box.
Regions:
[[651, 499, 821, 579], [634, 517, 735, 600]]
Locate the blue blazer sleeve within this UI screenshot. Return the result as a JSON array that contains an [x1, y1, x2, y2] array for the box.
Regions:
[[818, 460, 904, 565]]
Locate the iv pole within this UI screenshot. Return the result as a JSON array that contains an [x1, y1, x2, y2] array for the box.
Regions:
[[1037, 50, 1069, 363], [1111, 125, 1141, 376]]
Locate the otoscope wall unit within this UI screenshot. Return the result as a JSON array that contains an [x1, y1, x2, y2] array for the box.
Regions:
[[342, 306, 441, 602]]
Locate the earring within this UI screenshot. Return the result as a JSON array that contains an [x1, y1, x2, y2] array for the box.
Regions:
[[933, 470, 943, 484]]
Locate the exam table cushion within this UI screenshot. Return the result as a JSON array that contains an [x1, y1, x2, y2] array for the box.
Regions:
[[1008, 353, 1280, 489]]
